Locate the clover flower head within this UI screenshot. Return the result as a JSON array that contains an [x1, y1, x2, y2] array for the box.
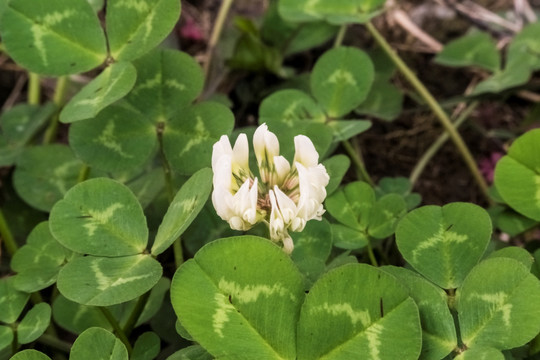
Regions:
[[211, 123, 330, 254]]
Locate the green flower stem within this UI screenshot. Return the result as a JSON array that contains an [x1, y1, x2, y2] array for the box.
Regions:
[[203, 0, 234, 87], [333, 24, 347, 48], [38, 333, 71, 353], [342, 139, 374, 186], [0, 207, 18, 257], [123, 290, 151, 336], [77, 164, 90, 183], [27, 73, 41, 105], [173, 236, 184, 268], [365, 22, 491, 203], [409, 102, 479, 186], [43, 76, 69, 145], [366, 236, 378, 267], [99, 307, 133, 355]]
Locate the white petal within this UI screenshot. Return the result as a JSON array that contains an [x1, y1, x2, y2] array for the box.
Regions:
[[273, 186, 297, 224], [212, 135, 233, 170], [293, 135, 319, 167], [273, 155, 291, 184], [253, 123, 280, 174], [232, 133, 249, 171]]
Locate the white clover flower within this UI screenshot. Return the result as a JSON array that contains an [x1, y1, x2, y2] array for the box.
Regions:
[[211, 123, 329, 254]]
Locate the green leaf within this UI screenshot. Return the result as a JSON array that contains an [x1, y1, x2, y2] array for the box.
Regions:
[[323, 154, 350, 195], [434, 32, 500, 72], [355, 79, 404, 121], [167, 346, 213, 360], [170, 236, 305, 359], [0, 0, 107, 75], [259, 89, 326, 125], [457, 258, 540, 349], [297, 264, 422, 359], [494, 208, 537, 236], [0, 277, 30, 323], [107, 0, 181, 61], [472, 65, 530, 95], [152, 168, 212, 255], [381, 266, 457, 360], [57, 254, 162, 306], [10, 350, 52, 360], [328, 120, 371, 142], [69, 105, 157, 172], [291, 219, 332, 286], [132, 332, 160, 360], [0, 103, 55, 166], [70, 327, 128, 360], [13, 145, 82, 212], [454, 346, 504, 360], [368, 194, 407, 239], [163, 102, 235, 175], [126, 168, 165, 209], [50, 178, 148, 256], [494, 129, 540, 221], [311, 47, 375, 118], [125, 49, 203, 122], [375, 177, 421, 211], [507, 22, 540, 71], [396, 203, 492, 289], [486, 246, 534, 271], [279, 0, 386, 25], [11, 221, 67, 292], [0, 326, 13, 352], [60, 62, 137, 123], [17, 303, 51, 344], [325, 181, 376, 230], [331, 223, 368, 250], [52, 295, 112, 334]]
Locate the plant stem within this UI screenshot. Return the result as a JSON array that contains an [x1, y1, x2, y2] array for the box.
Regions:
[[366, 237, 378, 267], [0, 207, 18, 256], [365, 22, 491, 203], [38, 333, 71, 353], [27, 73, 41, 105], [203, 0, 234, 86], [334, 24, 347, 48], [99, 307, 132, 355], [410, 102, 479, 186], [43, 76, 69, 145], [342, 139, 374, 186], [173, 236, 184, 268], [122, 290, 151, 337], [77, 164, 90, 183]]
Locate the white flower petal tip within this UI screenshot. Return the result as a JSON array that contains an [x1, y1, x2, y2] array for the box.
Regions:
[[294, 135, 319, 167]]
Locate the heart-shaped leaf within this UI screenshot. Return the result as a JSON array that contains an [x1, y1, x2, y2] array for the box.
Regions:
[[125, 49, 203, 122], [381, 266, 457, 359], [107, 0, 181, 62], [57, 254, 162, 306], [17, 303, 51, 344], [70, 327, 128, 360], [152, 168, 212, 255], [457, 258, 540, 349], [0, 277, 29, 324], [11, 221, 67, 292], [297, 263, 422, 359], [50, 178, 148, 257], [434, 32, 500, 72], [453, 346, 504, 360], [325, 181, 376, 230], [10, 350, 51, 360], [163, 102, 235, 175], [171, 236, 305, 359], [69, 105, 157, 172], [60, 62, 137, 123], [396, 203, 492, 289], [132, 332, 160, 360], [279, 0, 386, 25], [0, 0, 107, 75], [13, 145, 83, 212], [311, 47, 374, 118], [494, 129, 540, 221], [0, 326, 13, 352]]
